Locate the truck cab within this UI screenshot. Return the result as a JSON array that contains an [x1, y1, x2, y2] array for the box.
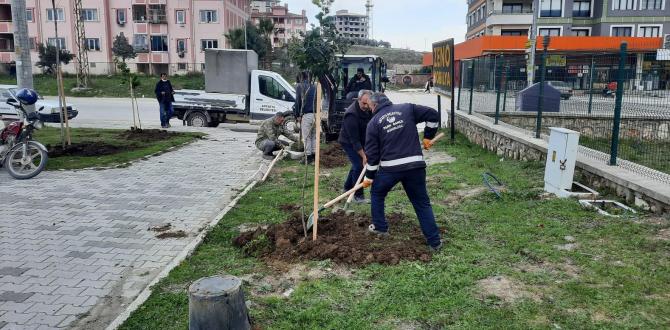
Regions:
[[324, 55, 387, 141]]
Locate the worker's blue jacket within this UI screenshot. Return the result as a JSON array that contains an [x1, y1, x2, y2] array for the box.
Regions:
[[364, 100, 439, 180]]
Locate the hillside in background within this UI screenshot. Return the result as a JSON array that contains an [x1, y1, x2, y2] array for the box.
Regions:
[[346, 45, 424, 65]]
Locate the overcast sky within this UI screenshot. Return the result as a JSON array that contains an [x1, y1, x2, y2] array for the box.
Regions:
[[284, 0, 467, 52]]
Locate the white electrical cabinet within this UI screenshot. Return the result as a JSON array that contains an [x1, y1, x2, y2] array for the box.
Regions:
[[544, 127, 580, 197]]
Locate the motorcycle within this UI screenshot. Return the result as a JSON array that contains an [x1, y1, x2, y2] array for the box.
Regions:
[[0, 99, 48, 179]]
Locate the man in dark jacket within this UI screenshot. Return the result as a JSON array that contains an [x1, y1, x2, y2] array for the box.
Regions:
[[293, 71, 317, 163], [362, 92, 443, 252], [338, 89, 373, 202], [345, 68, 372, 99], [155, 73, 175, 128]]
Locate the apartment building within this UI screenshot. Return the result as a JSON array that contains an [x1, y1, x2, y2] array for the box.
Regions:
[[250, 0, 280, 13], [467, 0, 535, 39], [334, 9, 369, 39], [465, 0, 670, 39], [0, 0, 249, 75], [251, 3, 307, 48], [536, 0, 670, 37]]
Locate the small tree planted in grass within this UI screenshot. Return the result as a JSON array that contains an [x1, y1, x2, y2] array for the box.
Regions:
[[35, 43, 74, 75], [112, 33, 137, 63], [115, 58, 142, 129]]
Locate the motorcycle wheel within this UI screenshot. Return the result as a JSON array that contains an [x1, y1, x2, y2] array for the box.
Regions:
[[4, 141, 48, 180]]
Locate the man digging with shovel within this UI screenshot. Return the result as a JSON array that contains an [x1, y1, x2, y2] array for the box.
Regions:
[[362, 92, 444, 252]]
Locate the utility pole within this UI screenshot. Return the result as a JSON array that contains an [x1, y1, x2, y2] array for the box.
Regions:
[[527, 0, 538, 85], [73, 0, 90, 89], [11, 0, 33, 90], [365, 0, 374, 39]]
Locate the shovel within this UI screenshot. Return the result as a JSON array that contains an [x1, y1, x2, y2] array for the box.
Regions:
[[306, 182, 365, 230], [342, 169, 367, 212]]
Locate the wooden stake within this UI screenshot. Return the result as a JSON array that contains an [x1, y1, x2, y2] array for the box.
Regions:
[[57, 67, 71, 146], [312, 82, 323, 241]]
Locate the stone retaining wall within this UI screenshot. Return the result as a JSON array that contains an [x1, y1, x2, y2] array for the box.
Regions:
[[480, 112, 670, 141]]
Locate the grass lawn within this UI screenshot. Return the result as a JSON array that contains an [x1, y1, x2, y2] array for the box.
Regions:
[[120, 133, 669, 329], [0, 74, 205, 98], [580, 136, 670, 175], [34, 127, 203, 170]]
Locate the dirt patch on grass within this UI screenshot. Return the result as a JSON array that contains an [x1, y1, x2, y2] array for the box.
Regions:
[[240, 262, 353, 298], [424, 151, 456, 166], [119, 128, 182, 142], [233, 210, 435, 266], [477, 275, 541, 303], [517, 260, 581, 279], [320, 144, 349, 168], [47, 142, 134, 157], [443, 186, 489, 206], [654, 228, 670, 241]]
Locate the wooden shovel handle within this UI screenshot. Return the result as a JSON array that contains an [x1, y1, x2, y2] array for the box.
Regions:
[[323, 182, 366, 209], [346, 169, 367, 204], [430, 132, 445, 144]]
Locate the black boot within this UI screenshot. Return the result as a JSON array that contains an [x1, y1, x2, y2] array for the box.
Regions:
[[305, 154, 315, 164]]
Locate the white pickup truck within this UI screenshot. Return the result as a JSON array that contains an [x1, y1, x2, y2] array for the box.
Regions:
[[171, 49, 297, 129]]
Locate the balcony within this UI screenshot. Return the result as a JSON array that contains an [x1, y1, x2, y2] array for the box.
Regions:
[[0, 34, 14, 52], [147, 5, 167, 24], [0, 4, 11, 22], [487, 9, 533, 26]]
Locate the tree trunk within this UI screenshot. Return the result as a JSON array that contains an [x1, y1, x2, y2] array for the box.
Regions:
[[188, 276, 251, 330]]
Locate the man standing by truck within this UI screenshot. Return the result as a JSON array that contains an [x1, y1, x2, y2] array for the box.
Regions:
[[155, 73, 175, 128], [362, 92, 443, 252], [255, 111, 298, 160], [338, 89, 373, 203], [293, 71, 317, 164]]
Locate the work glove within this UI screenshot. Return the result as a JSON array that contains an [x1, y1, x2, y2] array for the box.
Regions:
[[362, 178, 373, 188], [423, 138, 433, 150]]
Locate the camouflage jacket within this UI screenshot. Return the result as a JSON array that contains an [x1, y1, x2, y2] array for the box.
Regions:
[[255, 117, 298, 148]]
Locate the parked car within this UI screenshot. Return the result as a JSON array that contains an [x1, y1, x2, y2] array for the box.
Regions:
[[547, 81, 573, 100], [0, 85, 78, 123]]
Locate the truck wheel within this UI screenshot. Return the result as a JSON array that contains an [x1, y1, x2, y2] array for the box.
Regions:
[[283, 117, 299, 133], [187, 112, 208, 127]]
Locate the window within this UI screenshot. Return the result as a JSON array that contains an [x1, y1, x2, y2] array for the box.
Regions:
[[639, 25, 661, 37], [294, 18, 303, 25], [47, 8, 65, 21], [613, 0, 634, 9], [201, 39, 218, 50], [150, 35, 168, 52], [28, 37, 36, 50], [26, 8, 34, 22], [572, 1, 591, 17], [177, 39, 186, 53], [133, 5, 147, 22], [200, 10, 217, 23], [176, 10, 186, 24], [47, 37, 66, 50], [116, 9, 126, 24], [86, 38, 100, 51], [258, 75, 290, 101], [611, 26, 633, 36], [539, 28, 561, 36], [178, 63, 187, 70], [80, 9, 98, 21], [640, 0, 663, 9], [502, 3, 523, 13], [572, 28, 590, 36], [133, 34, 148, 50], [501, 30, 527, 36], [540, 0, 562, 17]]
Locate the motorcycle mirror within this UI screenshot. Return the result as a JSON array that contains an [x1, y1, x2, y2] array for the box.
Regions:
[[38, 106, 45, 111]]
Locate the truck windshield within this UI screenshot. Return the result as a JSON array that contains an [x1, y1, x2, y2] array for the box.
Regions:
[[336, 58, 374, 98]]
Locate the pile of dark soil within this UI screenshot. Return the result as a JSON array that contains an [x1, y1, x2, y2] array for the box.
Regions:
[[47, 142, 133, 157], [233, 210, 434, 266], [320, 144, 349, 168], [47, 129, 184, 158], [119, 128, 178, 142]]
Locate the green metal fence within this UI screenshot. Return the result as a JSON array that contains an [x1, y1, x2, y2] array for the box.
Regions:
[[457, 38, 670, 180]]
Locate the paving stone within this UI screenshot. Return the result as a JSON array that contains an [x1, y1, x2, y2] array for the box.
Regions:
[[0, 268, 30, 277], [64, 251, 95, 259], [0, 292, 34, 303]]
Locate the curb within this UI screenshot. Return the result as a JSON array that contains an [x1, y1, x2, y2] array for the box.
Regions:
[[104, 164, 265, 330]]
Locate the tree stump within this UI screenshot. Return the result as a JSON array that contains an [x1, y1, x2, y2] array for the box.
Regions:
[[188, 276, 251, 330]]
